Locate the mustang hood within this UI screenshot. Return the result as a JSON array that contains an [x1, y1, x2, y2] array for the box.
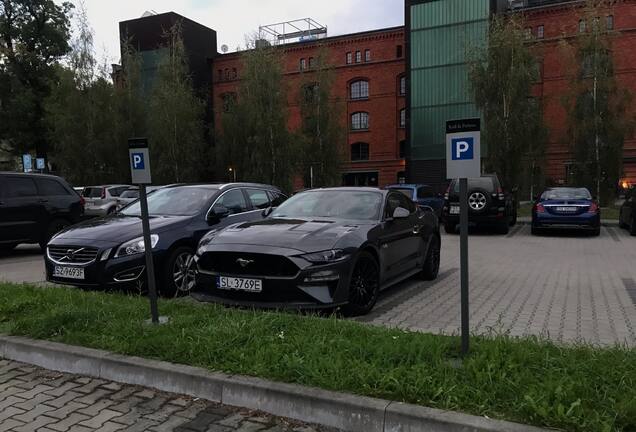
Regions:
[[209, 218, 365, 253], [52, 214, 192, 244]]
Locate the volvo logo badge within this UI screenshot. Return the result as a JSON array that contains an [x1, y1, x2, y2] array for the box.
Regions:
[[236, 258, 254, 268]]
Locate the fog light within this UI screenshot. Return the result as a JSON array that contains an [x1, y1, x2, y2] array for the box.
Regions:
[[304, 270, 340, 283]]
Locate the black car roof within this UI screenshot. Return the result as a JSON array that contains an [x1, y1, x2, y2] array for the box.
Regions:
[[0, 171, 64, 180], [302, 187, 386, 194]]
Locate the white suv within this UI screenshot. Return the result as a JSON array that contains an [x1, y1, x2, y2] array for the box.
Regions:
[[82, 185, 131, 217]]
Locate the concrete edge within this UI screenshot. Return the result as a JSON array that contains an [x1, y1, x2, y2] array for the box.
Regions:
[[0, 335, 550, 432]]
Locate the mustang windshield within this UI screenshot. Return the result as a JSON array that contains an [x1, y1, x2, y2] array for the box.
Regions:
[[121, 187, 216, 216], [272, 190, 383, 221]]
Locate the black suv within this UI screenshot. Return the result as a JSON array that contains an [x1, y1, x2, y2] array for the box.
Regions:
[[619, 187, 636, 235], [443, 174, 517, 234], [0, 172, 84, 251]]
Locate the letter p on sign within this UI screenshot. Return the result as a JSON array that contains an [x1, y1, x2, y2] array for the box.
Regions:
[[132, 153, 145, 170], [452, 138, 474, 161]]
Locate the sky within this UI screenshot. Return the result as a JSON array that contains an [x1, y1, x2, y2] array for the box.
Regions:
[[58, 0, 405, 64]]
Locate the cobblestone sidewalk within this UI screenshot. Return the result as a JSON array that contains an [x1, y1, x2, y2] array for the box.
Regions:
[[0, 359, 340, 432]]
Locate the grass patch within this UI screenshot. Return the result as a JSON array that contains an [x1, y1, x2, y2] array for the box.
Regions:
[[1, 284, 635, 431]]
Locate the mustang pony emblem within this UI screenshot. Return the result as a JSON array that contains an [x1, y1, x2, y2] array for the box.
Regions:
[[236, 258, 254, 268]]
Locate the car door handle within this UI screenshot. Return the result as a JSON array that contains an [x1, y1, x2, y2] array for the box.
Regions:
[[413, 225, 421, 235]]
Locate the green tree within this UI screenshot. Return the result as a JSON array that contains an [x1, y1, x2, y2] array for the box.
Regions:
[[146, 22, 209, 184], [560, 0, 632, 205], [218, 39, 295, 191], [297, 48, 345, 188], [0, 0, 73, 158], [468, 15, 547, 193], [45, 4, 128, 185]]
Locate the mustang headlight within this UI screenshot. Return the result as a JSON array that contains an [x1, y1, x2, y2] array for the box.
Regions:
[[301, 249, 349, 264], [115, 235, 159, 258]]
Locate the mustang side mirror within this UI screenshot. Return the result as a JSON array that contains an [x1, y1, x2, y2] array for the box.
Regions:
[[393, 207, 410, 219], [262, 207, 274, 217], [207, 205, 230, 224]]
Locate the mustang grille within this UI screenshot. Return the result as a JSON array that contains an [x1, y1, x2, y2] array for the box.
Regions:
[[48, 246, 99, 264], [199, 252, 299, 277]]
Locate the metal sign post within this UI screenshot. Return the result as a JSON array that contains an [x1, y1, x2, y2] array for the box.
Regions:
[[446, 119, 481, 356], [128, 138, 160, 324]]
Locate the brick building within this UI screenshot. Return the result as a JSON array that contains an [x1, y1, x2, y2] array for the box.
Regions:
[[522, 0, 636, 186], [212, 27, 407, 188]]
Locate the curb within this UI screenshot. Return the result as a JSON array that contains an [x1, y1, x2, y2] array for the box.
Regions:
[[0, 335, 548, 432]]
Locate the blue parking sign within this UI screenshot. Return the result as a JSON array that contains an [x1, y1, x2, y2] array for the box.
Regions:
[[451, 138, 474, 161], [132, 153, 145, 170]]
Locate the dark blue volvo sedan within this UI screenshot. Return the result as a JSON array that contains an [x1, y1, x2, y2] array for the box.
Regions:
[[531, 187, 600, 236]]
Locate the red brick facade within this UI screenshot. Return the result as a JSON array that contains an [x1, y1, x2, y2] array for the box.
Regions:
[[212, 27, 406, 189], [524, 0, 636, 186]]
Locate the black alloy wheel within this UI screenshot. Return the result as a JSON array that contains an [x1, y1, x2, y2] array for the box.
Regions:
[[163, 246, 197, 297], [344, 251, 380, 316], [420, 235, 440, 281]]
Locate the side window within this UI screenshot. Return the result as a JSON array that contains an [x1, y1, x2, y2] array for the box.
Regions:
[[5, 177, 38, 198], [417, 186, 435, 199], [268, 191, 287, 207], [246, 189, 271, 210], [214, 189, 248, 215], [37, 179, 70, 196], [396, 193, 416, 213]]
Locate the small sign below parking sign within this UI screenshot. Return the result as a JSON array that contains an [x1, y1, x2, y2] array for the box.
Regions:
[[446, 119, 481, 179], [128, 138, 151, 184]]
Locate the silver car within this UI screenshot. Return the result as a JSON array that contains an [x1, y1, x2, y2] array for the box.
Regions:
[[82, 185, 131, 217], [115, 186, 161, 210]]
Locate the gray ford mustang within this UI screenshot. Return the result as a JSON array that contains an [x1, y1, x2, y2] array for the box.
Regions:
[[193, 187, 441, 315]]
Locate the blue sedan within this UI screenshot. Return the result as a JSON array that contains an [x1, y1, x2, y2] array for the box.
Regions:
[[531, 187, 600, 236], [385, 184, 444, 217]]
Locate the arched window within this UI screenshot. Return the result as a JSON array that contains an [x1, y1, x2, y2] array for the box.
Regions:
[[579, 19, 586, 33], [351, 112, 369, 131], [300, 58, 306, 70], [350, 80, 369, 100], [607, 15, 614, 30], [221, 93, 237, 112], [399, 76, 406, 96], [351, 143, 369, 161], [399, 109, 406, 128]]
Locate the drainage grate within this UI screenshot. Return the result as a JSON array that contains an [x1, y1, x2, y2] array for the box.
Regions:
[[622, 278, 636, 306]]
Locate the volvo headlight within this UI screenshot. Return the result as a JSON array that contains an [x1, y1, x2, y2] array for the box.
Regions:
[[300, 249, 348, 264], [197, 229, 220, 255], [115, 235, 159, 258]]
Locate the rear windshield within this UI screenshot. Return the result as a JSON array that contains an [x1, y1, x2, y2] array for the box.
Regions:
[[453, 178, 495, 193], [541, 188, 592, 200], [82, 187, 103, 198], [389, 188, 414, 199]]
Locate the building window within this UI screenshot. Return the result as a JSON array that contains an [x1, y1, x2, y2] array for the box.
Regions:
[[607, 15, 614, 30], [222, 93, 237, 112], [399, 109, 406, 128], [303, 83, 319, 102], [351, 143, 370, 161], [300, 58, 306, 70], [355, 50, 362, 63], [399, 140, 405, 159], [397, 45, 403, 58], [232, 68, 237, 79], [537, 25, 544, 39], [351, 112, 369, 131], [224, 68, 230, 80], [365, 49, 371, 62], [346, 52, 352, 64], [525, 27, 532, 39], [350, 80, 369, 100], [309, 57, 315, 68], [579, 19, 586, 33], [399, 76, 406, 96]]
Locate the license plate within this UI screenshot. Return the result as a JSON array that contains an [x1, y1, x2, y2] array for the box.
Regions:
[[557, 207, 577, 212], [53, 266, 85, 280], [450, 205, 460, 215], [217, 276, 262, 293]]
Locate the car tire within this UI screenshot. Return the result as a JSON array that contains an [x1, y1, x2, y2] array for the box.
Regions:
[[40, 219, 70, 249], [420, 235, 440, 281], [468, 188, 491, 214], [343, 251, 380, 316], [509, 210, 518, 227], [591, 227, 601, 237], [444, 222, 457, 234], [630, 218, 636, 237], [162, 246, 197, 297], [0, 243, 18, 254]]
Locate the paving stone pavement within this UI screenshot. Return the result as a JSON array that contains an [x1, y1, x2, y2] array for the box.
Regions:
[[0, 360, 341, 432], [358, 225, 636, 347]]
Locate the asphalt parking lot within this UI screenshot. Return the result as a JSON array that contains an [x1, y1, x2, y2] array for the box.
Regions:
[[2, 225, 636, 347]]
